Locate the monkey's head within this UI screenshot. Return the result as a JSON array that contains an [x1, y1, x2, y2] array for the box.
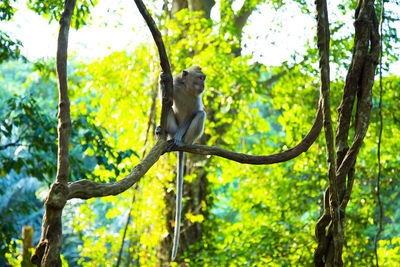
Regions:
[[181, 65, 206, 95]]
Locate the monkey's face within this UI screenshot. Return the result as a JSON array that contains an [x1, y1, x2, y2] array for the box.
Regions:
[[181, 67, 206, 96], [192, 72, 206, 94]]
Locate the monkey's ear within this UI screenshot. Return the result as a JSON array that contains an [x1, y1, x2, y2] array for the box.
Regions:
[[181, 70, 188, 82]]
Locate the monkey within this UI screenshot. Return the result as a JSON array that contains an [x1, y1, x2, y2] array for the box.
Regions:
[[159, 66, 206, 260]]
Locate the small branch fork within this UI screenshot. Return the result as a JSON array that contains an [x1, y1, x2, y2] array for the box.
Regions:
[[33, 0, 324, 265]]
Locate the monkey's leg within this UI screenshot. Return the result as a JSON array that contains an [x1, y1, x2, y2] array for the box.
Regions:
[[174, 113, 197, 141], [166, 112, 197, 151], [182, 110, 206, 144]]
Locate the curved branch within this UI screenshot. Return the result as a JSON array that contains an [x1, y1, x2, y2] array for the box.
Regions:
[[67, 0, 176, 201], [134, 0, 173, 136], [66, 0, 324, 200], [68, 100, 322, 199], [134, 0, 170, 74], [234, 1, 258, 33], [67, 139, 167, 199], [172, 100, 322, 164]]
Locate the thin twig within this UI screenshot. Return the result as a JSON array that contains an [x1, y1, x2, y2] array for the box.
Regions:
[[116, 185, 138, 267]]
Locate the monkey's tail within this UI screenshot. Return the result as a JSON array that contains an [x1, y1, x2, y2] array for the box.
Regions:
[[171, 151, 184, 261]]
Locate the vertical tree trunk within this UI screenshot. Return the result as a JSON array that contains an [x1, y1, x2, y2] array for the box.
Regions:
[[31, 0, 76, 266], [314, 0, 380, 266]]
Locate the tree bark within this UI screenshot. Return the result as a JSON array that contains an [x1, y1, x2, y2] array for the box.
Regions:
[[31, 0, 76, 265], [314, 0, 380, 266]]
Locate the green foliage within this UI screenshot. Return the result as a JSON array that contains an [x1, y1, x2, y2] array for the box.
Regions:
[[1, 96, 57, 181], [56, 5, 400, 265], [1, 1, 400, 266], [27, 0, 99, 29], [0, 1, 23, 63], [0, 31, 24, 64], [0, 94, 133, 183], [0, 60, 136, 264], [0, 0, 16, 21], [377, 236, 400, 265], [193, 61, 325, 265], [65, 48, 166, 265]]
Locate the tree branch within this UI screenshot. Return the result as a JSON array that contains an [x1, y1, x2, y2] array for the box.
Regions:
[[315, 0, 337, 205], [0, 140, 22, 150], [314, 0, 343, 264], [234, 1, 261, 33], [67, 99, 322, 200], [313, 0, 380, 265], [134, 0, 173, 137], [172, 100, 322, 164], [67, 139, 167, 199], [258, 58, 306, 89], [335, 0, 374, 168]]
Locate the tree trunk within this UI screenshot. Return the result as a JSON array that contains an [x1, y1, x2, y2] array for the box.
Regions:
[[314, 0, 380, 265], [31, 0, 76, 266], [171, 0, 215, 18]]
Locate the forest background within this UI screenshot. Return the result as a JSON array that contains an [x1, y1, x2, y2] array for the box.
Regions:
[[0, 0, 399, 266]]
